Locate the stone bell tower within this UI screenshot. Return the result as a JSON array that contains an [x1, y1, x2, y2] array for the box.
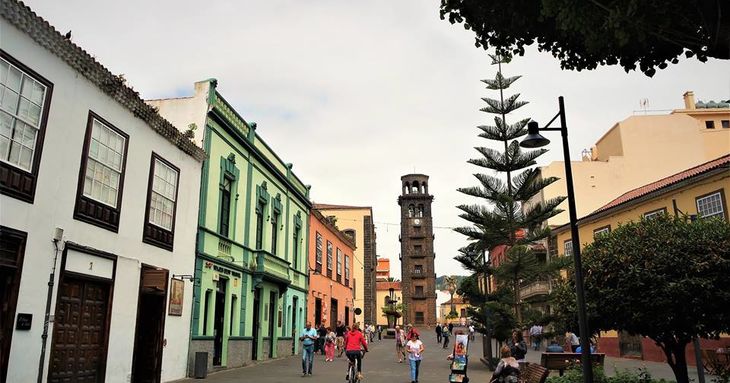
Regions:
[[397, 174, 436, 326]]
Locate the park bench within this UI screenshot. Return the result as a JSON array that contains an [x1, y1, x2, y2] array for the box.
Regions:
[[540, 353, 606, 376], [519, 363, 549, 383]]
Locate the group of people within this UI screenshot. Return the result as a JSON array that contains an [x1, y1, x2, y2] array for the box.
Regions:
[[299, 321, 369, 378], [393, 324, 425, 383]]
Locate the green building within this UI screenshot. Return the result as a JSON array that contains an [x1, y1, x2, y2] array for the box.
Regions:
[[149, 80, 311, 373]]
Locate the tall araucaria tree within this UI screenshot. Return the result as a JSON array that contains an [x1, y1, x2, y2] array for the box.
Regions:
[[454, 53, 565, 329]]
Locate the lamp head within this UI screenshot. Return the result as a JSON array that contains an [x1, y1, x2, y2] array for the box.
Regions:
[[520, 121, 551, 148]]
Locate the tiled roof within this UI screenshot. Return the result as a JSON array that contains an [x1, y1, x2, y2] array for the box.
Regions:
[[592, 154, 730, 215], [2, 0, 207, 162], [313, 203, 372, 210], [376, 281, 401, 290]]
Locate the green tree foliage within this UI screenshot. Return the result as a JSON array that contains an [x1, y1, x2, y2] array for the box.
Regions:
[[553, 215, 730, 383], [439, 0, 730, 76], [454, 53, 565, 329]]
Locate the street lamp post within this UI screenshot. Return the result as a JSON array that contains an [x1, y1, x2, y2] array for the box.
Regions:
[[520, 96, 593, 383]]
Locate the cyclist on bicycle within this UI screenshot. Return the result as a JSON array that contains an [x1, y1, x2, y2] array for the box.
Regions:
[[344, 322, 369, 380]]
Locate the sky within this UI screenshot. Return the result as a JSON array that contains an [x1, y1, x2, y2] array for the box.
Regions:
[[23, 0, 730, 278]]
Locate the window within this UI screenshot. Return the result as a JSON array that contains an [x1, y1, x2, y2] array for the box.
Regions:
[[219, 177, 232, 237], [143, 154, 180, 250], [696, 190, 725, 219], [271, 212, 279, 255], [336, 248, 343, 283], [326, 240, 333, 278], [416, 204, 424, 217], [643, 208, 667, 219], [408, 204, 414, 217], [722, 120, 730, 129], [255, 203, 264, 248], [0, 53, 53, 203], [293, 227, 300, 269], [564, 240, 573, 257], [415, 311, 424, 324], [414, 244, 422, 254], [593, 225, 611, 238], [315, 232, 323, 273], [548, 236, 558, 259], [415, 285, 424, 296], [414, 265, 423, 274], [705, 120, 715, 129], [344, 255, 350, 287], [74, 112, 129, 232]]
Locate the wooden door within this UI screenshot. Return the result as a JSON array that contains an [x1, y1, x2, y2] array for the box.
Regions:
[[49, 277, 110, 383], [0, 227, 26, 383], [131, 266, 168, 383]]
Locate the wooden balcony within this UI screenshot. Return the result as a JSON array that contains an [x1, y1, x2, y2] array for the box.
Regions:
[[520, 280, 551, 299]]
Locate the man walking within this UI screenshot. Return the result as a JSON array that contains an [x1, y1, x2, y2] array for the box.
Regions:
[[317, 324, 328, 355], [299, 322, 318, 376], [335, 320, 347, 357], [529, 323, 543, 350], [435, 323, 442, 344]]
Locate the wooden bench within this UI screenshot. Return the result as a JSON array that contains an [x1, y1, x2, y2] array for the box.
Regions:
[[540, 353, 606, 376], [520, 363, 549, 383]]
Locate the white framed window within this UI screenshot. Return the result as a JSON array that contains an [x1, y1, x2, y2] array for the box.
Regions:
[[149, 158, 178, 230], [696, 191, 725, 219], [0, 58, 47, 172], [593, 226, 611, 238], [564, 240, 573, 257], [82, 118, 126, 207], [643, 208, 667, 220]]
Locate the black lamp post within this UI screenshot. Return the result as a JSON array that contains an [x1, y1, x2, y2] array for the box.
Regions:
[[520, 96, 593, 383]]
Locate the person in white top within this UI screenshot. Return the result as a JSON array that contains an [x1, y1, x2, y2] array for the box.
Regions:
[[469, 324, 476, 341], [406, 332, 425, 383]]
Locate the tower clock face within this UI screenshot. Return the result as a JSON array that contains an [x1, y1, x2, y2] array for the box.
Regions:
[[413, 219, 421, 225]]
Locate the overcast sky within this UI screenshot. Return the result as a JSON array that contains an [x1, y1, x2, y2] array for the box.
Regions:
[[25, 0, 730, 278]]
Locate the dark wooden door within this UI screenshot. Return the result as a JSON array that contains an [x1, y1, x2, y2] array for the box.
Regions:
[[0, 227, 26, 383], [212, 280, 226, 366], [291, 297, 297, 355], [252, 289, 260, 360], [49, 277, 111, 383], [131, 267, 168, 383], [268, 291, 276, 358], [330, 299, 338, 325]]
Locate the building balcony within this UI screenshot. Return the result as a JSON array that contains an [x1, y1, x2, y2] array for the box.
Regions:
[[252, 249, 292, 291], [519, 280, 551, 300]]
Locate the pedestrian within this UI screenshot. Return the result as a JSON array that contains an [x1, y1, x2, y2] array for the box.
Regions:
[[529, 323, 543, 350], [509, 330, 527, 361], [565, 331, 580, 352], [435, 323, 442, 344], [335, 320, 347, 357], [344, 322, 369, 381], [406, 331, 424, 383], [317, 324, 327, 355], [490, 345, 520, 383], [448, 322, 454, 334], [299, 322, 318, 376], [406, 323, 419, 341], [442, 324, 450, 349], [395, 325, 407, 363], [377, 324, 382, 341], [325, 327, 336, 361], [369, 324, 375, 343], [468, 324, 476, 341]]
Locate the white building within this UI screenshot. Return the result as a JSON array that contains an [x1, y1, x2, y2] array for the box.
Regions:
[[1, 2, 206, 382]]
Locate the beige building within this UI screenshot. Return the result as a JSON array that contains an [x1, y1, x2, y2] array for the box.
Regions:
[[528, 91, 730, 227], [376, 281, 403, 327], [313, 204, 378, 325]]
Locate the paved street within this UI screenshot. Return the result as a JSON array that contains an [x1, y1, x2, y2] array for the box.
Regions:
[[176, 328, 491, 383], [175, 328, 713, 383]]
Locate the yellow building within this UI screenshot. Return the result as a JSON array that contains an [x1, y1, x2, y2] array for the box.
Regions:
[[552, 154, 729, 362], [314, 204, 378, 325], [439, 295, 472, 325], [527, 91, 730, 227], [376, 281, 403, 327]]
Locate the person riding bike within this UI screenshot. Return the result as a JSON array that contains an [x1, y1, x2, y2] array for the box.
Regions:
[[344, 322, 369, 380]]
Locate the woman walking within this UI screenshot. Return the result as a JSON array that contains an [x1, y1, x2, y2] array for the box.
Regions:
[[406, 332, 424, 383], [395, 325, 407, 363], [509, 330, 527, 361], [324, 327, 336, 361], [490, 345, 520, 383]]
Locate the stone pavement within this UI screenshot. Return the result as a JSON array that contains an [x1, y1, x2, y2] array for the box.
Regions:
[[175, 328, 711, 383]]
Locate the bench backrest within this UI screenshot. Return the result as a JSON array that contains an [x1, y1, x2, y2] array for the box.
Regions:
[[540, 353, 606, 370], [521, 363, 549, 383]]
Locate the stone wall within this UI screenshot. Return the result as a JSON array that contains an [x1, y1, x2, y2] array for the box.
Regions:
[[187, 339, 214, 377], [227, 338, 252, 368]]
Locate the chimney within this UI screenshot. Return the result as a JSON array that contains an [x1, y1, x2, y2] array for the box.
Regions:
[[683, 91, 695, 110]]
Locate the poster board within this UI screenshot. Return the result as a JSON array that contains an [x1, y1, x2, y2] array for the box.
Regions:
[[449, 334, 470, 382]]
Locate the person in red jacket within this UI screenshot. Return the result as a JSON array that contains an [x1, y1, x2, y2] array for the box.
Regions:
[[344, 322, 369, 380]]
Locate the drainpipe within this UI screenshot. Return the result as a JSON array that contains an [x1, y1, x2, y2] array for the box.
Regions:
[[38, 228, 64, 383]]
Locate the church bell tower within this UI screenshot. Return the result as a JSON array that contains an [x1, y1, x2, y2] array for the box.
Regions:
[[398, 174, 436, 326]]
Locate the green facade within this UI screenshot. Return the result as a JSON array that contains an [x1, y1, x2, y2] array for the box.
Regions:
[[193, 80, 311, 367]]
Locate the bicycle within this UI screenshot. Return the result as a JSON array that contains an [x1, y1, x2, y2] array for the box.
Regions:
[[346, 350, 365, 383]]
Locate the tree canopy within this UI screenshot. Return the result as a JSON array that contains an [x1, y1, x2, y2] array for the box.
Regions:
[[554, 215, 730, 383], [439, 0, 730, 76]]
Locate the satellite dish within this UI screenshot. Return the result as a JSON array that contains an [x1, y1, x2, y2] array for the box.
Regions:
[[354, 308, 362, 315]]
